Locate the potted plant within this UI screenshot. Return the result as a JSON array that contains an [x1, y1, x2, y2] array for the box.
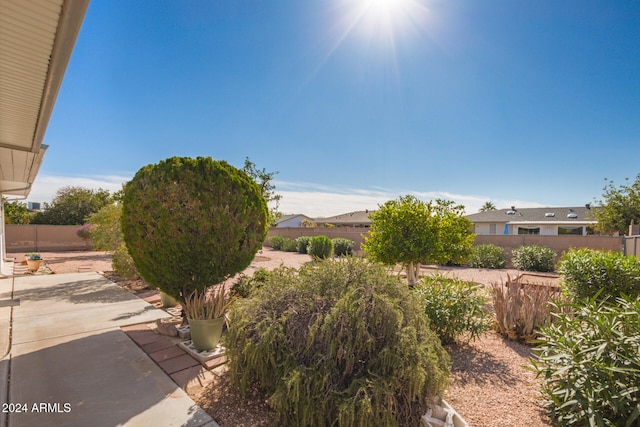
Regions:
[[183, 282, 235, 351], [26, 253, 42, 272]]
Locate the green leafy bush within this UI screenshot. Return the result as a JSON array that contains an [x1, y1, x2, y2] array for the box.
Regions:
[[492, 278, 563, 342], [469, 244, 506, 269], [511, 245, 556, 272], [531, 295, 640, 426], [281, 237, 298, 252], [121, 157, 268, 302], [112, 243, 139, 279], [307, 235, 333, 259], [226, 258, 450, 427], [269, 235, 286, 250], [414, 274, 491, 344], [557, 248, 640, 301], [332, 238, 355, 256], [232, 267, 271, 298], [295, 236, 311, 254]]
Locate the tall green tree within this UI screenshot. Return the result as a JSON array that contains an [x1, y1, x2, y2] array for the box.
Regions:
[[3, 199, 32, 224], [32, 186, 113, 225], [593, 173, 640, 234], [362, 195, 475, 286], [242, 157, 282, 226], [479, 201, 497, 212]]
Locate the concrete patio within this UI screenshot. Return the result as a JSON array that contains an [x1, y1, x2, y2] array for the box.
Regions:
[[0, 264, 218, 427]]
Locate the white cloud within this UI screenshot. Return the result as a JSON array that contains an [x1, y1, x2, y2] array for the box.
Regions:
[[23, 175, 545, 217]]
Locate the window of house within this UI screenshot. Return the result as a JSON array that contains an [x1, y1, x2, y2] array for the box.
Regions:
[[489, 224, 496, 235], [558, 226, 582, 235], [517, 227, 540, 235]]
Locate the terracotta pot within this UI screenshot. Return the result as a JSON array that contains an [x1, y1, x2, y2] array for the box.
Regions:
[[27, 259, 42, 272]]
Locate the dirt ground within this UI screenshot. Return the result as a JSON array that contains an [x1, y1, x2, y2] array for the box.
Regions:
[[10, 248, 554, 426]]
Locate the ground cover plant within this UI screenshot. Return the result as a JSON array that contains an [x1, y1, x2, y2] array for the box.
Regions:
[[468, 244, 506, 269], [557, 248, 640, 301], [121, 156, 268, 302], [511, 245, 556, 272], [531, 295, 640, 426], [225, 258, 450, 427], [492, 277, 562, 342], [414, 274, 491, 344]]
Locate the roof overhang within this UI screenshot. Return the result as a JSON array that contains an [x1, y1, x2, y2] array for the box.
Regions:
[[0, 0, 89, 197], [508, 221, 597, 226]]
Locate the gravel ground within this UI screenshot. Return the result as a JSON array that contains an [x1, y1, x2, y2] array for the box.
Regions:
[[15, 249, 554, 426]]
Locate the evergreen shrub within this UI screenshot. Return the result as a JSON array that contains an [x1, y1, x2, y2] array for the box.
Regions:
[[307, 235, 333, 259], [295, 236, 311, 254], [332, 238, 355, 256], [469, 244, 506, 269], [226, 258, 450, 427], [557, 248, 640, 301], [121, 157, 268, 301], [232, 267, 271, 298], [531, 295, 640, 426], [511, 245, 556, 272], [414, 274, 491, 344], [112, 243, 139, 279], [269, 235, 286, 250]]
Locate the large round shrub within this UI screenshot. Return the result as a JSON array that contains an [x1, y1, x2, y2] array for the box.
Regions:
[[511, 245, 556, 272], [468, 244, 507, 269], [121, 157, 268, 301], [557, 248, 640, 301], [226, 258, 450, 426]]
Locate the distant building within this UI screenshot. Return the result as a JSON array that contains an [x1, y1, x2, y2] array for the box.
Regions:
[[314, 210, 373, 228], [466, 206, 598, 236], [274, 214, 314, 228]]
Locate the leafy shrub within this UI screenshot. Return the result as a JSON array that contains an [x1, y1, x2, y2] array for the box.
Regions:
[[269, 235, 286, 250], [557, 248, 640, 301], [281, 237, 298, 252], [511, 245, 556, 272], [491, 277, 562, 342], [232, 267, 271, 298], [469, 244, 506, 269], [295, 236, 311, 254], [307, 235, 333, 259], [112, 243, 139, 279], [121, 157, 268, 302], [414, 274, 491, 344], [226, 258, 450, 427], [531, 295, 640, 426], [332, 238, 355, 256]]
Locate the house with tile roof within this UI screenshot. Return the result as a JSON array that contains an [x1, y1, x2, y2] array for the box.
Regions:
[[466, 206, 598, 236]]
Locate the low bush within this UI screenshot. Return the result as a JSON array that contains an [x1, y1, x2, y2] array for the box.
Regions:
[[332, 238, 355, 256], [112, 243, 139, 279], [281, 238, 298, 252], [531, 295, 640, 426], [557, 248, 640, 301], [232, 267, 271, 298], [268, 235, 286, 250], [295, 236, 312, 254], [307, 235, 333, 259], [511, 245, 556, 272], [491, 277, 563, 342], [226, 258, 450, 426], [468, 244, 506, 269], [414, 274, 492, 344]]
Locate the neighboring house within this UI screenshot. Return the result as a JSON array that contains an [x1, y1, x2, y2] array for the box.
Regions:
[[314, 210, 373, 228], [466, 206, 598, 236], [274, 214, 314, 228]]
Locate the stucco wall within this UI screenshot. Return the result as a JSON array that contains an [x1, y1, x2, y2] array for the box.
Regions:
[[5, 224, 93, 253]]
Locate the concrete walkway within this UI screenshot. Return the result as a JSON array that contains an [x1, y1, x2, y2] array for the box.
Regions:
[[0, 268, 218, 427]]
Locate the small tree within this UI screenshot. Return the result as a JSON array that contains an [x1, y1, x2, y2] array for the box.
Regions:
[[362, 195, 475, 286], [3, 199, 32, 224], [242, 157, 282, 226], [593, 173, 640, 234], [121, 157, 268, 302], [32, 186, 112, 225]]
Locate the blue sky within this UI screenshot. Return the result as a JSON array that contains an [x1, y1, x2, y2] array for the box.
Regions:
[[32, 0, 640, 216]]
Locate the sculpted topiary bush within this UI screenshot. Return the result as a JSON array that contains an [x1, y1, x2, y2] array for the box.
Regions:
[[121, 157, 268, 301], [226, 258, 450, 427]]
